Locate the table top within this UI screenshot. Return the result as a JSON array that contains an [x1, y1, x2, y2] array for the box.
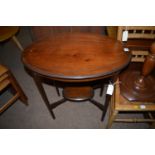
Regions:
[[22, 33, 131, 81]]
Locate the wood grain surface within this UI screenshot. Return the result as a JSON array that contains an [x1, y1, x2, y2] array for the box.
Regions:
[[22, 33, 131, 81]]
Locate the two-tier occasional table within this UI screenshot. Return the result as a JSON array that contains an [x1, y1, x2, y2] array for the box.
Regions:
[[22, 33, 131, 120]]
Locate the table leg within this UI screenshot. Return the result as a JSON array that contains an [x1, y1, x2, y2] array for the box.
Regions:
[[33, 73, 56, 119], [89, 95, 110, 122], [50, 98, 66, 109], [101, 94, 111, 121], [89, 99, 104, 111], [100, 83, 104, 97], [53, 80, 60, 96], [89, 99, 105, 121]]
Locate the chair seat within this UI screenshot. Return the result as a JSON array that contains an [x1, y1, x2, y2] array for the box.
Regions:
[[116, 94, 155, 111], [63, 86, 94, 101], [115, 69, 155, 111], [114, 61, 155, 111], [0, 73, 8, 82], [0, 65, 8, 76], [0, 78, 10, 91]]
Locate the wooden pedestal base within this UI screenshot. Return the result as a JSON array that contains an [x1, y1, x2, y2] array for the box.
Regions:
[[120, 69, 155, 102], [120, 42, 155, 102]]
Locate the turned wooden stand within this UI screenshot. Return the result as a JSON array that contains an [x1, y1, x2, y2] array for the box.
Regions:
[[120, 42, 155, 102]]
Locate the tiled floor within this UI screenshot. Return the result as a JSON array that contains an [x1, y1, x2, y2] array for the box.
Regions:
[[0, 27, 150, 128]]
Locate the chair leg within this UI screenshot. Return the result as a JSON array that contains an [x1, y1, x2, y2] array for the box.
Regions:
[[11, 35, 24, 51], [150, 122, 155, 129], [8, 71, 28, 105], [0, 93, 19, 114], [147, 112, 155, 128], [106, 110, 118, 129]]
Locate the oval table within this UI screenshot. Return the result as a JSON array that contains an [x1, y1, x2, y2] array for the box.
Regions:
[[22, 33, 131, 120]]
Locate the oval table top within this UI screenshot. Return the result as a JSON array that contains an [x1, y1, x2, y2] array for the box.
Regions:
[[22, 33, 131, 81]]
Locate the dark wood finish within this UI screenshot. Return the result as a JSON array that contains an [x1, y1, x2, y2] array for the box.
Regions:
[[120, 42, 155, 102], [32, 73, 107, 120], [50, 98, 66, 109], [22, 33, 130, 82], [22, 33, 131, 120], [101, 94, 111, 121], [33, 73, 55, 119], [63, 86, 93, 101], [100, 83, 104, 97]]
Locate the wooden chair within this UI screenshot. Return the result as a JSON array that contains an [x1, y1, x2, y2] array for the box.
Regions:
[[117, 26, 155, 62], [0, 26, 24, 51], [107, 26, 155, 128], [0, 64, 28, 114]]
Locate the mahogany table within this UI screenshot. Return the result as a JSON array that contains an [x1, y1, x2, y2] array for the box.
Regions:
[[22, 33, 131, 120]]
